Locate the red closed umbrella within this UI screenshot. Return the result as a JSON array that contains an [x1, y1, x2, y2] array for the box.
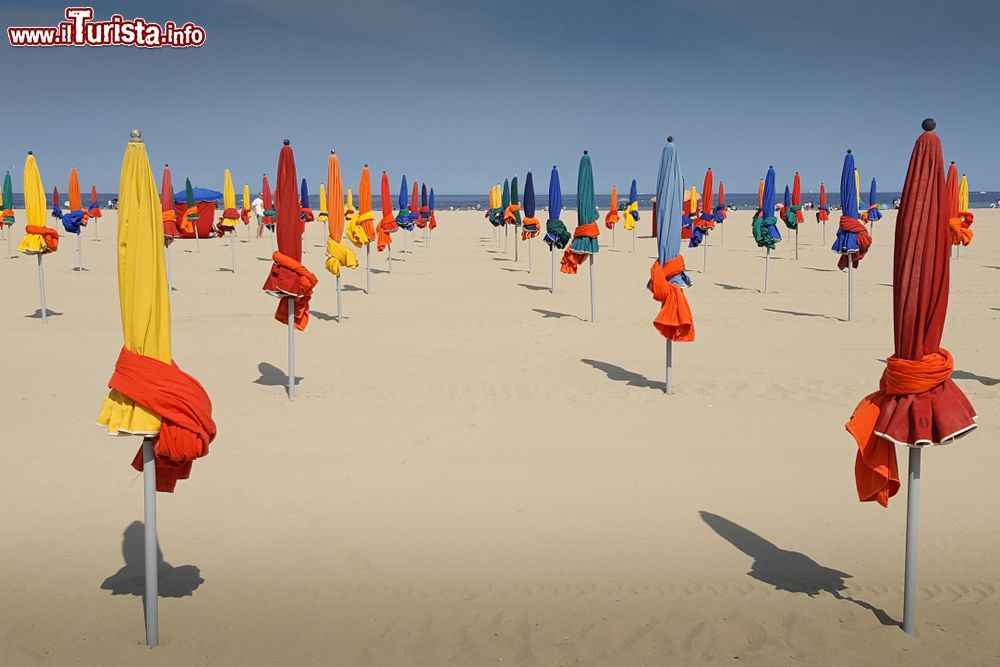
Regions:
[[844, 119, 977, 634]]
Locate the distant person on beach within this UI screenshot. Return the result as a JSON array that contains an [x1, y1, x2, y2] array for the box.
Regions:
[[252, 194, 265, 238]]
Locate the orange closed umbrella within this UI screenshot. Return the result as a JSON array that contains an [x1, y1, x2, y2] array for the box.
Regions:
[[68, 168, 87, 271], [359, 165, 374, 293], [945, 162, 972, 249], [324, 151, 358, 320]]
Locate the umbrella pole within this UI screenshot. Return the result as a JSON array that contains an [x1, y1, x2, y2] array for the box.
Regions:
[[287, 297, 296, 400], [795, 228, 799, 261], [77, 232, 83, 272], [823, 221, 826, 245], [336, 275, 342, 323], [632, 227, 635, 253], [515, 230, 519, 262], [366, 244, 371, 294], [702, 238, 707, 273], [527, 236, 531, 273], [504, 225, 508, 254], [8, 225, 12, 260], [589, 254, 596, 323], [848, 256, 854, 321], [665, 339, 673, 395], [388, 243, 392, 273], [550, 249, 555, 294], [764, 248, 770, 294], [955, 244, 960, 260], [141, 437, 159, 647], [194, 219, 200, 252], [37, 254, 48, 324], [229, 231, 237, 274], [94, 219, 98, 240], [166, 242, 173, 292], [270, 224, 276, 252], [903, 446, 922, 636], [612, 225, 615, 248]]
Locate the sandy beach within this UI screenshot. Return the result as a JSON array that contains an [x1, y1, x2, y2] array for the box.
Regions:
[[1, 209, 998, 665]]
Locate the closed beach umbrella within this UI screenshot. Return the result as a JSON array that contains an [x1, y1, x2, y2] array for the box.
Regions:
[[946, 163, 973, 248], [844, 119, 977, 635], [624, 178, 639, 237], [219, 169, 240, 232], [89, 185, 101, 219], [651, 137, 694, 394], [19, 152, 59, 322], [241, 183, 252, 226], [716, 181, 728, 227], [51, 186, 61, 221], [792, 173, 804, 223], [560, 151, 600, 321], [397, 175, 412, 231], [317, 183, 328, 222], [752, 167, 780, 293], [752, 167, 781, 251], [2, 171, 14, 259], [544, 166, 569, 293], [160, 166, 180, 239], [689, 169, 715, 250], [832, 150, 871, 320], [300, 178, 314, 224], [263, 141, 318, 330], [864, 177, 883, 224], [261, 174, 275, 226], [522, 171, 540, 240], [358, 166, 375, 239], [605, 185, 620, 229], [96, 130, 217, 646], [832, 150, 871, 269], [781, 173, 805, 258], [325, 151, 359, 279], [376, 171, 398, 254], [181, 178, 199, 241], [506, 176, 522, 259], [817, 182, 830, 245], [428, 187, 437, 231], [418, 182, 430, 228], [61, 171, 87, 271]]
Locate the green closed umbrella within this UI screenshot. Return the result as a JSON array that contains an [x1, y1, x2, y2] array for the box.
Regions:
[[559, 151, 599, 321], [2, 172, 13, 260], [501, 178, 511, 253], [509, 176, 522, 261], [185, 178, 201, 251]]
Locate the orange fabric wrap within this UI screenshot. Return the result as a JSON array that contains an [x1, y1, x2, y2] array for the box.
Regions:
[[846, 350, 955, 507], [270, 251, 319, 331], [109, 347, 217, 493], [559, 223, 600, 274], [376, 214, 396, 252], [648, 257, 695, 341], [180, 207, 199, 234], [26, 225, 59, 251], [604, 209, 620, 229], [948, 217, 973, 246], [836, 216, 872, 270], [521, 216, 540, 240], [1, 209, 14, 220], [503, 204, 521, 224]]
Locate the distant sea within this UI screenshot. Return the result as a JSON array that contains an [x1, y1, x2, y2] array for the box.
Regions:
[[10, 192, 1000, 210]]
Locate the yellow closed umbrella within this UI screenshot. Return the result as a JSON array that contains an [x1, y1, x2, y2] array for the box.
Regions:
[[96, 130, 216, 646], [325, 151, 358, 322], [241, 182, 252, 239], [958, 174, 969, 214], [855, 169, 861, 210], [18, 152, 58, 322], [318, 182, 328, 221], [219, 169, 238, 271]]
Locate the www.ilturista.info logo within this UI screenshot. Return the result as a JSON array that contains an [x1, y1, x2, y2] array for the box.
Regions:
[[7, 7, 205, 48]]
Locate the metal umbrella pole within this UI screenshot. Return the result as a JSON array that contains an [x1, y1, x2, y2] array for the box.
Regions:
[[141, 437, 159, 647]]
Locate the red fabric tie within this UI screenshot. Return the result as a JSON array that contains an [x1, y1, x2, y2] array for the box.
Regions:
[[836, 216, 872, 270]]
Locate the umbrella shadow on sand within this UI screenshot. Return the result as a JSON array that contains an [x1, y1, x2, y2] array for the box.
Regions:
[[254, 361, 303, 395], [699, 511, 898, 627], [25, 308, 63, 319], [952, 369, 1000, 386], [580, 358, 664, 391], [101, 521, 203, 599]]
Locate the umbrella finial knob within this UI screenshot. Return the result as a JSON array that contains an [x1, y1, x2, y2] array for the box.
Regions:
[[130, 129, 141, 140], [283, 139, 290, 145], [27, 151, 33, 155], [846, 149, 852, 154], [583, 150, 588, 154], [667, 136, 674, 143], [364, 163, 368, 167], [950, 161, 955, 165], [922, 118, 936, 132]]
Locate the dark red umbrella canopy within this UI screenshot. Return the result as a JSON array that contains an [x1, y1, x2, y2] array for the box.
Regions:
[[846, 122, 977, 506], [262, 175, 273, 211], [160, 166, 173, 212], [274, 143, 301, 261], [701, 169, 713, 213], [945, 162, 959, 220]]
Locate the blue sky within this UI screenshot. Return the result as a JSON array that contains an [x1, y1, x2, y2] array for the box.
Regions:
[[1, 0, 998, 193]]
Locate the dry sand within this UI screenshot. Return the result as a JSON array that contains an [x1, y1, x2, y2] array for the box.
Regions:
[[1, 209, 998, 665]]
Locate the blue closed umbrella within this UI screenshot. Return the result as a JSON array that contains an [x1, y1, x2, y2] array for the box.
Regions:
[[867, 177, 882, 222], [428, 187, 435, 212], [543, 166, 570, 291], [397, 175, 412, 230], [523, 172, 535, 219], [300, 178, 309, 209], [832, 150, 861, 255], [628, 179, 638, 223], [655, 138, 688, 288], [752, 166, 781, 251], [783, 185, 791, 208]]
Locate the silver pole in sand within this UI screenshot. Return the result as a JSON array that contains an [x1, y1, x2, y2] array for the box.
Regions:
[[527, 235, 532, 273], [229, 231, 237, 274], [193, 217, 200, 252], [612, 225, 615, 248], [424, 226, 427, 247], [388, 243, 392, 273], [721, 221, 724, 247], [7, 225, 12, 260], [823, 221, 826, 245], [141, 437, 159, 647], [76, 232, 83, 272], [37, 254, 48, 324], [166, 242, 173, 292], [795, 228, 799, 261], [702, 238, 707, 273], [589, 254, 596, 322], [847, 255, 854, 321], [514, 228, 519, 262], [665, 339, 673, 395], [955, 244, 960, 260], [902, 446, 922, 636], [632, 227, 635, 253], [94, 218, 98, 239], [504, 225, 508, 254], [764, 248, 770, 294], [270, 224, 276, 252], [550, 248, 556, 294], [287, 297, 296, 400], [336, 274, 342, 323], [366, 244, 371, 294]]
